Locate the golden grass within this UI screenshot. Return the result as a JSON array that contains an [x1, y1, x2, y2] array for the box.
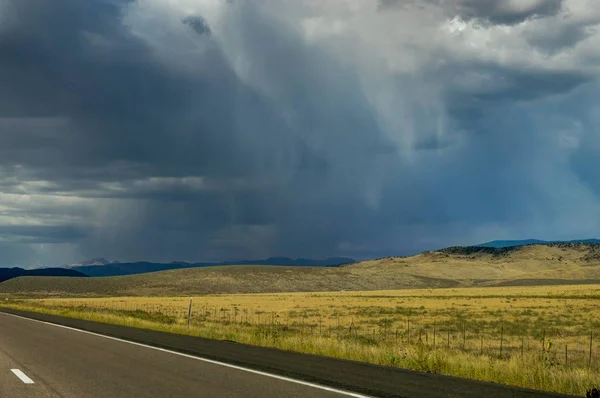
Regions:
[[0, 265, 458, 296], [3, 244, 600, 297], [3, 283, 600, 396], [357, 244, 600, 281]]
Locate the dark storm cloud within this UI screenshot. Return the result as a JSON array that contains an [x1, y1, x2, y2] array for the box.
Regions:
[[0, 0, 276, 182], [380, 0, 564, 25], [454, 0, 564, 25], [524, 23, 593, 53], [442, 62, 592, 106], [562, 84, 600, 197], [0, 0, 599, 265], [0, 225, 86, 244], [0, 0, 396, 262], [0, 243, 36, 266], [182, 15, 211, 36]]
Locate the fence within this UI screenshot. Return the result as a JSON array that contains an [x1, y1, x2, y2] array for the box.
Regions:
[[16, 298, 599, 369]]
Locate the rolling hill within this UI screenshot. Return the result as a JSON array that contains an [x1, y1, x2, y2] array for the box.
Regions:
[[68, 257, 356, 277], [2, 242, 600, 296], [476, 238, 600, 248], [0, 267, 87, 284]]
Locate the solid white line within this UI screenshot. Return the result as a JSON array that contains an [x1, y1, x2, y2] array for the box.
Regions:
[[11, 369, 35, 384], [1, 313, 371, 397]]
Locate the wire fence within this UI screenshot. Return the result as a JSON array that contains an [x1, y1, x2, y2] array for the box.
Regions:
[[20, 298, 599, 370]]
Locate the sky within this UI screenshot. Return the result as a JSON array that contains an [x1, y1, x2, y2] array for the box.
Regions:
[[0, 0, 599, 267]]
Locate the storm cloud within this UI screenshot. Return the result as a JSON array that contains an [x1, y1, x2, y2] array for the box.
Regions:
[[380, 0, 565, 24], [0, 0, 599, 266]]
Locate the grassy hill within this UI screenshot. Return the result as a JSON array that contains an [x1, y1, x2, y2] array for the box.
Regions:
[[0, 265, 456, 297], [0, 267, 87, 284], [357, 242, 600, 282], [2, 243, 600, 296], [475, 238, 600, 248], [69, 257, 355, 277]]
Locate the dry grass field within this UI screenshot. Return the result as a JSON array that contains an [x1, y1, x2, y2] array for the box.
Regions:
[[3, 283, 600, 396], [357, 243, 600, 282], [0, 265, 458, 296], [2, 243, 600, 297]]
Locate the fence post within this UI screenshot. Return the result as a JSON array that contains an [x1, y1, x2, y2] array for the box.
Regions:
[[480, 333, 483, 355], [407, 316, 411, 345], [187, 297, 193, 329], [589, 331, 594, 367], [500, 324, 504, 357], [521, 335, 524, 358], [542, 330, 546, 352]]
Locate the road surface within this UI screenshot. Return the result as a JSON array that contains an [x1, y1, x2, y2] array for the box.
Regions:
[[0, 310, 578, 398], [0, 312, 363, 398]]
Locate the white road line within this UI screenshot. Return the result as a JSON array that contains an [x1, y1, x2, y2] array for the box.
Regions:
[[2, 312, 371, 398], [11, 369, 35, 384]]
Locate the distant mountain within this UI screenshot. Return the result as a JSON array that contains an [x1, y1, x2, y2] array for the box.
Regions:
[[0, 267, 88, 284], [67, 257, 356, 277], [71, 257, 115, 267], [476, 239, 600, 248]]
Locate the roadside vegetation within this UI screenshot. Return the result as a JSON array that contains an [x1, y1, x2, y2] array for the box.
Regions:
[[2, 284, 600, 396]]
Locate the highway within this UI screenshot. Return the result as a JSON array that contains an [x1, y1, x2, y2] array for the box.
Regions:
[[0, 310, 577, 398], [0, 312, 362, 398]]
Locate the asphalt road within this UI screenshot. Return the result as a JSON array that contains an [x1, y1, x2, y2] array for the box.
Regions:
[[0, 310, 579, 398], [0, 312, 361, 398]]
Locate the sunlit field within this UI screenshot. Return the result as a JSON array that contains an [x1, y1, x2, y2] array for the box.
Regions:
[[3, 284, 600, 396]]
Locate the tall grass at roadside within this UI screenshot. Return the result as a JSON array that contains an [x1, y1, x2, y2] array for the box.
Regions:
[[1, 297, 598, 396]]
